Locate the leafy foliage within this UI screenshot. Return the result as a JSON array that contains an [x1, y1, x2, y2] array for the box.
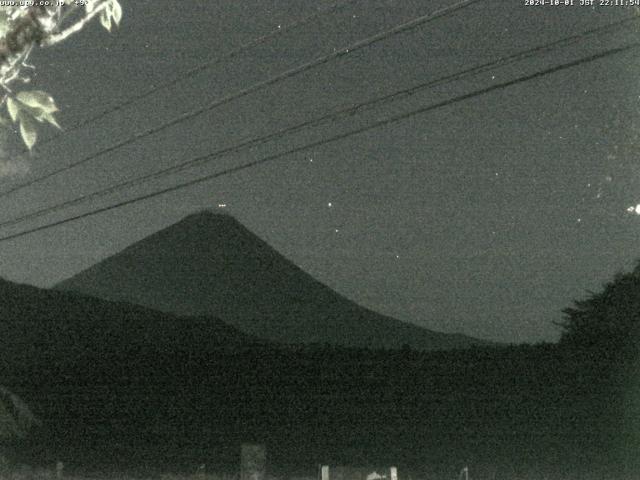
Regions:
[[558, 260, 640, 353], [6, 91, 60, 149], [92, 0, 123, 32], [0, 0, 123, 149]]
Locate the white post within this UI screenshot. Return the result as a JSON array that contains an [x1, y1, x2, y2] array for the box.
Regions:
[[321, 465, 330, 480], [241, 444, 266, 480]]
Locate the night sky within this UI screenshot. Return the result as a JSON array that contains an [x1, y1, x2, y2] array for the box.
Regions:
[[0, 0, 638, 344]]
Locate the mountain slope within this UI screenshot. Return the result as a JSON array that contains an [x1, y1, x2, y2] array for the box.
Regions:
[[56, 211, 487, 350], [0, 277, 254, 370]]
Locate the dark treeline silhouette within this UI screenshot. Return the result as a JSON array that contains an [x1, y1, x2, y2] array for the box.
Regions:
[[7, 343, 635, 479], [554, 260, 640, 474], [558, 260, 640, 355], [0, 259, 638, 479]]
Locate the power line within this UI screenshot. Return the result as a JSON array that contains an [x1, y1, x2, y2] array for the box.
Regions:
[[0, 15, 636, 231], [0, 0, 484, 199], [31, 0, 361, 150], [0, 40, 635, 244]]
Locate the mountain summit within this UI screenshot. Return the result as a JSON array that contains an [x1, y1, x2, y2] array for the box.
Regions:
[[57, 211, 486, 350]]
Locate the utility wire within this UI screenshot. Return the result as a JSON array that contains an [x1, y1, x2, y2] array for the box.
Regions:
[[33, 0, 361, 150], [0, 15, 636, 230], [0, 0, 483, 199], [0, 40, 635, 244]]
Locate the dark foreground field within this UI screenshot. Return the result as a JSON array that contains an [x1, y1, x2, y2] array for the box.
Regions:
[[3, 342, 637, 480]]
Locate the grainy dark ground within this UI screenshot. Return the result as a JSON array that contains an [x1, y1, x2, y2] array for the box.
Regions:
[[5, 342, 637, 480]]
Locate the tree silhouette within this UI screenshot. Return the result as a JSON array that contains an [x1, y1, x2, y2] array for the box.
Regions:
[[558, 261, 640, 354]]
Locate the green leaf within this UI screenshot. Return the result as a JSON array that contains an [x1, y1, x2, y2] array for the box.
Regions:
[[17, 113, 36, 150], [6, 97, 18, 123], [33, 109, 61, 129], [16, 91, 58, 113], [111, 0, 122, 26], [0, 12, 9, 38], [100, 9, 112, 31]]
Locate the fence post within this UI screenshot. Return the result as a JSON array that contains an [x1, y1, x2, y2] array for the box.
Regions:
[[321, 465, 330, 480], [197, 463, 206, 480], [241, 444, 266, 480]]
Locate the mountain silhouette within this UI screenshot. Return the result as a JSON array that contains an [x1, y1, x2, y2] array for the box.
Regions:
[[0, 276, 253, 369], [57, 211, 488, 350]]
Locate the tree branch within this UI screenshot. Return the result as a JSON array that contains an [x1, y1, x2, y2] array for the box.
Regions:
[[41, 0, 111, 47]]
